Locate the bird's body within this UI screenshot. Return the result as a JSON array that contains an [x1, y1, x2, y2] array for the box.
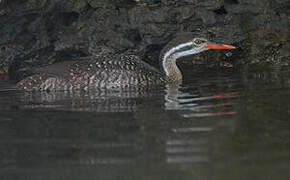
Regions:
[[16, 54, 166, 91], [15, 36, 235, 91]]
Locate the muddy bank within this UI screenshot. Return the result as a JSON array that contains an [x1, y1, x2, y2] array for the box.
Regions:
[[0, 0, 289, 79]]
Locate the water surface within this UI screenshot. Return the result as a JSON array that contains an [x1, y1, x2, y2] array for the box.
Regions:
[[0, 66, 290, 180]]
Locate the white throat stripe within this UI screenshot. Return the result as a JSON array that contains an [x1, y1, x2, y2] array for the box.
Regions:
[[176, 49, 198, 59]]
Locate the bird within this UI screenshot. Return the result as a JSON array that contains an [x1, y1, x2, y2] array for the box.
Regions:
[[15, 36, 235, 91]]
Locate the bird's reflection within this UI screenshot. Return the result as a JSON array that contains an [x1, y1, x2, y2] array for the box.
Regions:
[[164, 84, 184, 110], [16, 88, 164, 112], [165, 83, 237, 114]]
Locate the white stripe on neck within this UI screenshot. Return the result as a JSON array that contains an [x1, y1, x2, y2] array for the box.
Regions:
[[176, 48, 198, 59], [162, 42, 193, 76]]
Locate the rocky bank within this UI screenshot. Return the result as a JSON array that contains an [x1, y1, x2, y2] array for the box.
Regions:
[[0, 0, 289, 80]]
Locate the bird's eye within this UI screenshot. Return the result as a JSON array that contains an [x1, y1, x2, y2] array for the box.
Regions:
[[195, 40, 201, 44], [194, 39, 205, 45]]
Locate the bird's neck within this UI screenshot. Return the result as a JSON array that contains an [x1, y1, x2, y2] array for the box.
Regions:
[[161, 41, 198, 82], [163, 54, 182, 82]]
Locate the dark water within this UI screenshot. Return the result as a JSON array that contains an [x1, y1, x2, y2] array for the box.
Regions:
[[0, 66, 290, 180]]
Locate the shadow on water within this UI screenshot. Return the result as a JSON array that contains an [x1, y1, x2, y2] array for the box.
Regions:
[[0, 66, 290, 179]]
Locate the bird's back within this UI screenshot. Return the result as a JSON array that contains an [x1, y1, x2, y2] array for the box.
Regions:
[[16, 55, 166, 91]]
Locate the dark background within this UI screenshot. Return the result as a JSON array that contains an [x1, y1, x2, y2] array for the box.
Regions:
[[0, 0, 289, 79]]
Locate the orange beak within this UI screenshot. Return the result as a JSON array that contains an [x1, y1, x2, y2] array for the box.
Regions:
[[205, 43, 236, 49]]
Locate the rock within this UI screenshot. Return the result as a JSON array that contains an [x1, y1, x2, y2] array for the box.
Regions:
[[87, 0, 112, 8]]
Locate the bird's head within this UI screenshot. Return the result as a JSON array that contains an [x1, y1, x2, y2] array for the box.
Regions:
[[189, 37, 236, 54], [161, 36, 236, 62]]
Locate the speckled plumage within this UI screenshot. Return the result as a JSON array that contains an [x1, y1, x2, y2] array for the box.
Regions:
[[16, 54, 166, 91]]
